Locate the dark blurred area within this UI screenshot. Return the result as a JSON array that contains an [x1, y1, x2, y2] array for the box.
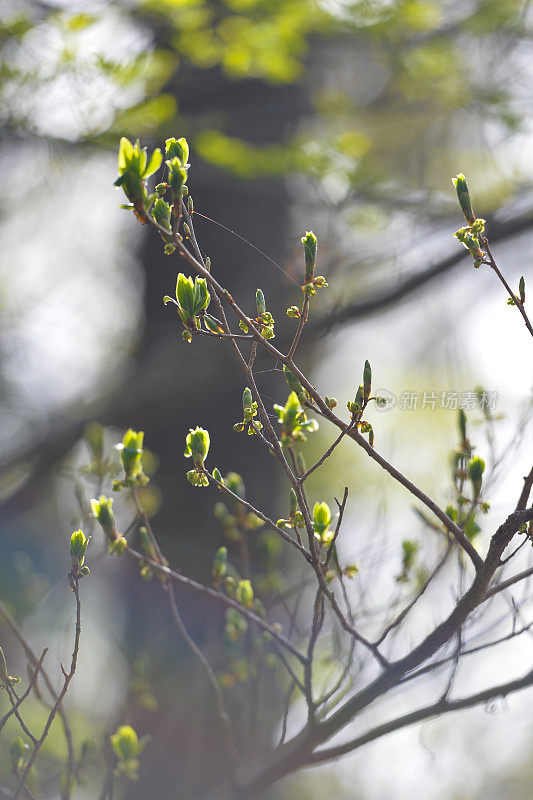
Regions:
[[1, 1, 533, 797]]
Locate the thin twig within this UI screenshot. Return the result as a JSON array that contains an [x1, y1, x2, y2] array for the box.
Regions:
[[14, 583, 82, 800], [0, 649, 48, 736], [0, 600, 75, 796], [299, 429, 350, 484], [124, 546, 308, 664], [481, 237, 533, 339]]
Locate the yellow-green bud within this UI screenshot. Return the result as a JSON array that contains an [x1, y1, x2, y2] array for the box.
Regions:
[[236, 579, 254, 608], [90, 496, 117, 541], [468, 456, 485, 499], [139, 526, 155, 559], [289, 488, 298, 518], [70, 529, 91, 570], [184, 427, 210, 468], [165, 137, 189, 164], [313, 501, 332, 539], [116, 429, 144, 479], [256, 289, 266, 317], [10, 737, 29, 772], [452, 173, 475, 224], [111, 725, 140, 761], [363, 359, 372, 401], [212, 547, 228, 582], [109, 536, 127, 556], [344, 563, 359, 579], [301, 231, 317, 283]]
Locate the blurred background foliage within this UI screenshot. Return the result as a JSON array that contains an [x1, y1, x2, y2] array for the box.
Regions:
[[0, 0, 533, 797]]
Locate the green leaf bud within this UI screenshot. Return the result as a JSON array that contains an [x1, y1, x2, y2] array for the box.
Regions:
[[204, 314, 223, 334], [396, 539, 418, 583], [115, 138, 145, 202], [349, 386, 364, 416], [344, 563, 359, 579], [463, 515, 481, 542], [0, 646, 19, 689], [70, 529, 91, 572], [445, 505, 458, 522], [176, 274, 195, 318], [212, 467, 223, 484], [274, 391, 318, 446], [164, 243, 176, 255], [186, 467, 209, 487], [301, 231, 317, 283], [242, 386, 253, 412], [111, 724, 141, 762], [109, 536, 127, 556], [144, 148, 162, 179], [453, 227, 484, 261], [289, 488, 298, 518], [468, 456, 485, 498], [325, 396, 338, 410], [236, 579, 254, 608], [470, 217, 485, 235], [184, 427, 210, 467], [165, 137, 189, 164], [286, 305, 301, 318], [519, 275, 525, 304], [167, 158, 188, 195], [139, 526, 155, 559], [359, 420, 374, 446], [283, 365, 307, 401], [115, 429, 144, 479], [452, 173, 476, 224], [313, 501, 332, 539], [155, 182, 167, 197], [192, 277, 210, 315], [363, 360, 372, 401], [10, 737, 29, 772], [256, 289, 266, 316], [90, 496, 117, 541], [212, 546, 228, 582]]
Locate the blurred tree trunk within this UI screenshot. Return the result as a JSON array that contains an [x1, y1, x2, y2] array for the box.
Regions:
[[120, 69, 311, 798]]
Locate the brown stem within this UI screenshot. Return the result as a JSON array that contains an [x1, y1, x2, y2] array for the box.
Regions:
[[14, 583, 82, 800], [481, 237, 533, 339], [0, 649, 48, 737], [0, 600, 75, 793], [125, 545, 308, 664]]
